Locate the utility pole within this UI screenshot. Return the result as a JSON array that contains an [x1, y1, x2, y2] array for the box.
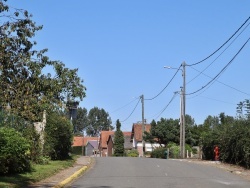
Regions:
[[141, 94, 145, 156], [182, 61, 186, 158], [179, 88, 183, 158]]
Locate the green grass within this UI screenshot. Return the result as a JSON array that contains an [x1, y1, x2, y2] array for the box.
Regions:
[[0, 155, 78, 188]]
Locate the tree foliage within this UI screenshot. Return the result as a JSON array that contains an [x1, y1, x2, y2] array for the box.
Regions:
[[144, 118, 179, 147], [113, 119, 124, 156], [86, 107, 113, 136], [44, 111, 73, 160], [72, 107, 88, 135], [0, 127, 31, 174], [0, 0, 86, 121], [200, 111, 250, 168]]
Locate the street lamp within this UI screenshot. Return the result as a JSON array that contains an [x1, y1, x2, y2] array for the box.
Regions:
[[67, 101, 79, 133], [164, 62, 186, 158]]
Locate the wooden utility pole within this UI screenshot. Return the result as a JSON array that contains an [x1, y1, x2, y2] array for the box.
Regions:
[[180, 88, 183, 158], [182, 61, 186, 158], [141, 94, 145, 156]]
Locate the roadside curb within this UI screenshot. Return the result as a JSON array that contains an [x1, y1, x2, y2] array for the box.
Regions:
[[53, 157, 93, 188], [53, 166, 88, 188]]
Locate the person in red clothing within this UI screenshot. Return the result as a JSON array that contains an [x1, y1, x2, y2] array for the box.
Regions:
[[214, 146, 219, 161]]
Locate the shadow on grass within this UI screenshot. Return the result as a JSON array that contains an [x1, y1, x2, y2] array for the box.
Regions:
[[0, 173, 34, 188], [0, 156, 77, 188]]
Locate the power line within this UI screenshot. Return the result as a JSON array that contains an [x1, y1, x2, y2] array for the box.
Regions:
[[197, 95, 237, 105], [187, 16, 250, 67], [189, 66, 250, 97], [187, 21, 250, 85], [110, 97, 139, 114], [145, 64, 181, 101], [186, 36, 250, 96], [120, 97, 141, 122], [150, 92, 178, 120]]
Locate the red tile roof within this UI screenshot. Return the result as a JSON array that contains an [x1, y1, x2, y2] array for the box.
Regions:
[[100, 131, 114, 148], [99, 131, 132, 149], [72, 136, 84, 146], [72, 136, 98, 146], [131, 123, 151, 142], [123, 131, 132, 137]]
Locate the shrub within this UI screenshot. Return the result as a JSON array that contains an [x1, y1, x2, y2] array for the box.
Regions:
[[23, 125, 42, 163], [151, 147, 167, 159], [126, 150, 139, 157], [72, 146, 84, 155], [44, 112, 73, 160], [168, 142, 180, 158], [0, 127, 31, 174]]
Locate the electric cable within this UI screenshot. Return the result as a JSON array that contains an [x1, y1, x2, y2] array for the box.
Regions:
[[150, 92, 178, 120], [145, 64, 182, 101], [187, 21, 250, 85], [110, 97, 140, 114], [189, 66, 250, 96], [187, 16, 250, 67], [186, 36, 250, 96], [120, 97, 141, 122]]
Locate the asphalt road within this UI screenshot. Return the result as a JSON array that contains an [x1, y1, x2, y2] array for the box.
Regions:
[[70, 157, 250, 188]]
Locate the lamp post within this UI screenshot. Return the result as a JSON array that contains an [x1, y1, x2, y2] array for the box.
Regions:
[[67, 101, 79, 133], [164, 62, 186, 158]]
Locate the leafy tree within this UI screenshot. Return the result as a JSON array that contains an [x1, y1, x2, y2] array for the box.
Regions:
[[72, 107, 88, 135], [185, 114, 197, 146], [113, 119, 124, 156], [86, 107, 113, 136], [237, 99, 250, 119], [0, 1, 86, 121], [145, 118, 179, 146], [44, 111, 73, 160], [144, 119, 156, 144]]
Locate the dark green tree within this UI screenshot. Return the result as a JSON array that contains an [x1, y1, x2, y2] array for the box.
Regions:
[[44, 111, 73, 160], [185, 114, 197, 146], [113, 119, 124, 156], [237, 99, 250, 119], [0, 1, 86, 121], [86, 107, 113, 136], [144, 118, 179, 147], [72, 107, 88, 135]]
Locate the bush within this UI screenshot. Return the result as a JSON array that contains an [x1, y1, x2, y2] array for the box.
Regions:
[[126, 150, 139, 157], [44, 112, 73, 160], [168, 142, 180, 158], [201, 119, 250, 168], [151, 147, 167, 159], [0, 127, 31, 174], [72, 146, 84, 155], [23, 125, 42, 163]]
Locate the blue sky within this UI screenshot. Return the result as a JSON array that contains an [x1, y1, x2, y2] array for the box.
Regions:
[[7, 1, 250, 131]]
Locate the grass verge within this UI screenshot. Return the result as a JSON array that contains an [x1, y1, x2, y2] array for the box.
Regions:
[[0, 155, 78, 188]]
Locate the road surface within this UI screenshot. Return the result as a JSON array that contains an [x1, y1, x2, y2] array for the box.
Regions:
[[70, 157, 250, 188]]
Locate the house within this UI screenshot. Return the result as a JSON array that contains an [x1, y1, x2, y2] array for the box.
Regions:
[[131, 123, 160, 157], [72, 136, 84, 147], [85, 140, 99, 156], [99, 131, 114, 157], [83, 137, 99, 146], [72, 136, 98, 155], [106, 131, 132, 156]]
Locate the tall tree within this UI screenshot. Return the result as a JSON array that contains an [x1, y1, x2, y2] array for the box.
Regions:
[[144, 118, 179, 146], [86, 107, 113, 136], [237, 99, 250, 119], [72, 107, 88, 135], [0, 1, 86, 121], [113, 119, 124, 156]]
